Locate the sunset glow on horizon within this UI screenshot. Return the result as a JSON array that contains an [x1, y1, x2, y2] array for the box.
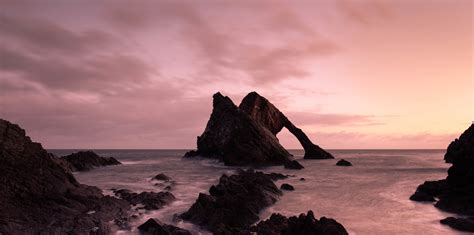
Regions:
[[0, 0, 472, 149]]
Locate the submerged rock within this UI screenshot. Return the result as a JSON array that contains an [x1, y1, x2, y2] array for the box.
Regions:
[[185, 92, 332, 166], [336, 159, 352, 167], [60, 150, 121, 172], [409, 190, 436, 202], [0, 119, 130, 234], [252, 210, 348, 235], [281, 183, 295, 191], [411, 124, 474, 231], [180, 169, 282, 233], [153, 173, 172, 181], [138, 218, 191, 235]]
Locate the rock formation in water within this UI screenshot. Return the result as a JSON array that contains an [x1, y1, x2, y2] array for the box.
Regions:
[[0, 119, 130, 234], [185, 92, 332, 166], [336, 159, 352, 166], [138, 218, 191, 235], [410, 124, 474, 232], [240, 92, 333, 160], [113, 189, 175, 211], [188, 92, 292, 166], [180, 169, 283, 233], [60, 150, 121, 172], [252, 210, 348, 235]]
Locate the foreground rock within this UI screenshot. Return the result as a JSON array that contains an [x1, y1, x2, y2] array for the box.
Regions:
[[60, 150, 121, 172], [410, 124, 474, 232], [336, 159, 352, 166], [281, 183, 295, 191], [440, 217, 474, 232], [252, 210, 348, 235], [180, 169, 282, 233], [138, 218, 191, 235], [185, 92, 331, 166], [0, 119, 130, 234], [114, 189, 175, 210]]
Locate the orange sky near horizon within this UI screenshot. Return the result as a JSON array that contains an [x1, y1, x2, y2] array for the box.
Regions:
[[0, 0, 472, 149]]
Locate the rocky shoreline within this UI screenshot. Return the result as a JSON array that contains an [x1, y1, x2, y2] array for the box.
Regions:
[[410, 124, 474, 232]]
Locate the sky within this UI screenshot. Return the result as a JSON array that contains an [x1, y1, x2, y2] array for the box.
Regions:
[[0, 0, 472, 149]]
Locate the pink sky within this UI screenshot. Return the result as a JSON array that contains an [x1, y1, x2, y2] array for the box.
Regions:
[[0, 0, 472, 149]]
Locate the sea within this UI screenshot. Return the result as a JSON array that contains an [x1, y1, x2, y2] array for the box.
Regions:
[[48, 149, 467, 235]]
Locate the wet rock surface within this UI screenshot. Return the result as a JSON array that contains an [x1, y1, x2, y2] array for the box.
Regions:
[[252, 210, 348, 235], [113, 189, 175, 210], [180, 169, 282, 233], [60, 150, 121, 172], [0, 119, 130, 234], [138, 218, 191, 235], [411, 124, 474, 231], [336, 159, 352, 166]]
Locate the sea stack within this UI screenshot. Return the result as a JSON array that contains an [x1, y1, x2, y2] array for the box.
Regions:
[[0, 119, 130, 234], [185, 92, 332, 166]]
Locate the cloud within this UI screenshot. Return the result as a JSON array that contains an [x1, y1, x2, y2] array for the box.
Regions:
[[286, 112, 383, 127]]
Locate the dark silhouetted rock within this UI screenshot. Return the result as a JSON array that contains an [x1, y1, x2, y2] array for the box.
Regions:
[[191, 92, 292, 166], [440, 217, 474, 232], [284, 160, 304, 169], [185, 92, 332, 166], [300, 178, 306, 181], [60, 150, 121, 172], [114, 189, 175, 210], [180, 169, 282, 233], [240, 92, 333, 160], [281, 183, 295, 191], [411, 124, 474, 227], [252, 210, 348, 235], [138, 218, 191, 235], [409, 190, 436, 202], [153, 173, 172, 181], [266, 172, 290, 181], [336, 159, 352, 166], [0, 119, 130, 234]]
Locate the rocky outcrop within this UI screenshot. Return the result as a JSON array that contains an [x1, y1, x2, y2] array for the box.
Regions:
[[239, 92, 333, 160], [138, 218, 191, 235], [113, 189, 175, 210], [410, 124, 474, 232], [336, 159, 352, 166], [60, 150, 121, 172], [281, 183, 295, 191], [180, 169, 282, 233], [252, 210, 348, 235], [185, 92, 332, 166], [440, 217, 474, 232], [190, 92, 293, 166], [0, 119, 130, 234], [284, 160, 304, 169]]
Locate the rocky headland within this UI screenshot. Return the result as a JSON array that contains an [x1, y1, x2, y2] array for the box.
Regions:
[[60, 150, 121, 172], [410, 124, 474, 232], [0, 119, 130, 234], [184, 92, 332, 167]]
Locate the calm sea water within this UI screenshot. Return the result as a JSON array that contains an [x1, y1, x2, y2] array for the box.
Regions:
[[48, 149, 465, 235]]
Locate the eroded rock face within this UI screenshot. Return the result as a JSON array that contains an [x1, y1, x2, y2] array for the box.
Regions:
[[410, 124, 474, 232], [180, 169, 282, 233], [60, 150, 121, 172], [240, 92, 333, 160], [252, 210, 348, 235], [186, 92, 332, 166], [0, 119, 130, 234], [194, 92, 292, 166]]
